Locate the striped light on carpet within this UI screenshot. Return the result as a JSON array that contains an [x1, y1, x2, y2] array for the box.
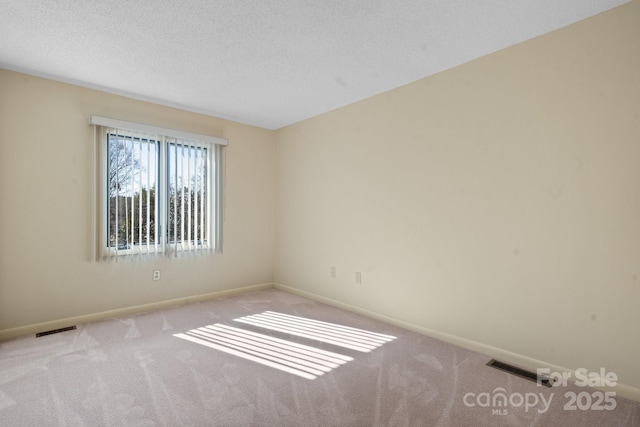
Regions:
[[234, 311, 396, 352], [174, 323, 353, 380]]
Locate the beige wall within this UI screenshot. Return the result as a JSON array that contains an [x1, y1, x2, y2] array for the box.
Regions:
[[0, 69, 275, 330], [275, 2, 640, 389]]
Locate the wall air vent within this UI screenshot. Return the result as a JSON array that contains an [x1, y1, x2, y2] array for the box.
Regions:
[[486, 359, 554, 388], [35, 325, 77, 338]]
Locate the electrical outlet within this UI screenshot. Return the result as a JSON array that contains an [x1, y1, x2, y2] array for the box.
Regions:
[[355, 272, 362, 284], [153, 269, 161, 281], [330, 266, 336, 278]]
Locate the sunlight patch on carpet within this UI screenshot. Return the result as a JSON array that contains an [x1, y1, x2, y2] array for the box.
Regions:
[[234, 311, 396, 352], [174, 323, 352, 380]]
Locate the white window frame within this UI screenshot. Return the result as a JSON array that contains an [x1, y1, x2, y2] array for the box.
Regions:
[[91, 115, 226, 260]]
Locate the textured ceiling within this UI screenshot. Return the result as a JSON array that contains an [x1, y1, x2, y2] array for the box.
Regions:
[[0, 0, 629, 129]]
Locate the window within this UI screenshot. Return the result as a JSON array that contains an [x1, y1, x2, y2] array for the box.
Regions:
[[92, 116, 226, 260]]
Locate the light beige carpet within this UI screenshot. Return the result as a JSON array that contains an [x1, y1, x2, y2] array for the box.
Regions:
[[0, 289, 638, 426]]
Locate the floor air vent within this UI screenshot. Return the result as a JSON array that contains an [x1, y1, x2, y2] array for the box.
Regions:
[[36, 325, 77, 338], [486, 359, 554, 387]]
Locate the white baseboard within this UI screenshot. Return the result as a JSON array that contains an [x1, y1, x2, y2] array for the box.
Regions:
[[274, 282, 640, 403], [0, 282, 274, 342]]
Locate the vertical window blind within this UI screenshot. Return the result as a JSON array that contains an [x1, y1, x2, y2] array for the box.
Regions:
[[91, 116, 226, 262]]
